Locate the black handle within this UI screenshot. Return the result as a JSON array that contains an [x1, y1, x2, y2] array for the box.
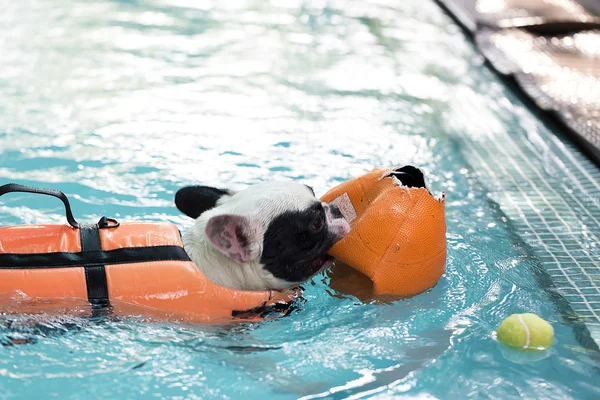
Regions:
[[0, 183, 80, 228]]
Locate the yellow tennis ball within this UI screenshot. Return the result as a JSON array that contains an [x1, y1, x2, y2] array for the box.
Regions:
[[496, 313, 554, 351]]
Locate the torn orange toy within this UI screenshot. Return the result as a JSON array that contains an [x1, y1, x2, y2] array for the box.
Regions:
[[321, 166, 447, 297]]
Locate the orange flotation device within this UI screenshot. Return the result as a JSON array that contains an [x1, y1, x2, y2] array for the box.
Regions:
[[321, 166, 447, 297], [0, 166, 445, 322], [0, 184, 293, 323]]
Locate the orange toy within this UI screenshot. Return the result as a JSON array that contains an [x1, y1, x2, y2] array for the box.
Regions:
[[0, 184, 292, 323], [321, 166, 447, 297]]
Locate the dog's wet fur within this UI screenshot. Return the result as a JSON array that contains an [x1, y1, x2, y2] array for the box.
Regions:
[[175, 182, 350, 291]]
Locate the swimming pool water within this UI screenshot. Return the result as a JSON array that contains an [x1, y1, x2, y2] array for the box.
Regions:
[[1, 0, 599, 399]]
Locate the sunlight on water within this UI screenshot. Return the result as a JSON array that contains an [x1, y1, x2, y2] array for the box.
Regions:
[[1, 0, 599, 399]]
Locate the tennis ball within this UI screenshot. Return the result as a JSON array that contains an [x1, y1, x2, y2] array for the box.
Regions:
[[496, 313, 554, 351]]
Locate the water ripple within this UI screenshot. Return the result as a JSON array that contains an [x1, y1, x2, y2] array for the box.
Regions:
[[1, 0, 599, 399]]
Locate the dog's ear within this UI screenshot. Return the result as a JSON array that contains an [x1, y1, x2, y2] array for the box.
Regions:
[[175, 186, 232, 219], [205, 214, 259, 264]]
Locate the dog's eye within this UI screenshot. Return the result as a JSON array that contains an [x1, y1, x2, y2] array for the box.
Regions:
[[310, 217, 323, 232]]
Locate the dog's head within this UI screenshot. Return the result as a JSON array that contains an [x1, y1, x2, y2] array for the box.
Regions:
[[175, 182, 350, 290]]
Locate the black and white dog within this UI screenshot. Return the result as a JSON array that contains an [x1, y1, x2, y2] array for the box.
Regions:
[[175, 182, 350, 291]]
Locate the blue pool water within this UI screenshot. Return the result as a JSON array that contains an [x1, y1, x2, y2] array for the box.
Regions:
[[1, 0, 600, 399]]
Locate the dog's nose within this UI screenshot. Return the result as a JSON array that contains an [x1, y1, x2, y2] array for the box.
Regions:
[[329, 204, 344, 219]]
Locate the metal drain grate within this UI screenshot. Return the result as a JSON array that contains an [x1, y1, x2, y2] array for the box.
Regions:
[[435, 0, 600, 164], [477, 28, 600, 152], [475, 0, 599, 28]]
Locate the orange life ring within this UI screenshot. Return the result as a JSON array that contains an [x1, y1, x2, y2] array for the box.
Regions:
[[0, 184, 292, 323], [321, 166, 447, 297]]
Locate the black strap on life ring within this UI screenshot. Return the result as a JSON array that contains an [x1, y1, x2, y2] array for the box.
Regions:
[[80, 223, 110, 308], [0, 183, 81, 228], [0, 183, 123, 311], [0, 246, 191, 269]]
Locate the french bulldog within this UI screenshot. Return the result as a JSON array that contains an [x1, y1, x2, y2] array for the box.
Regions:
[[175, 182, 350, 291]]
